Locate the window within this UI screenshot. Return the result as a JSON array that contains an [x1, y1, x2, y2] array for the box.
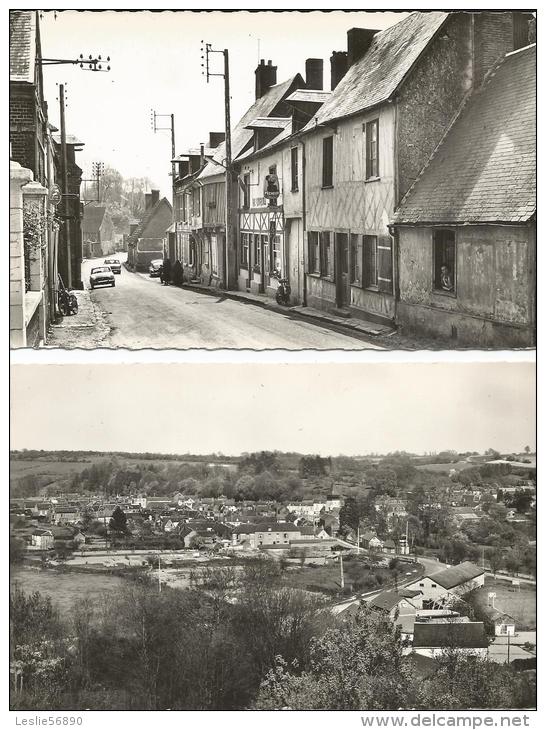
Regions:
[[192, 187, 201, 217], [253, 234, 260, 272], [320, 231, 334, 278], [290, 147, 299, 192], [322, 135, 333, 188], [242, 173, 250, 209], [433, 229, 456, 293], [308, 231, 320, 274], [210, 233, 218, 275], [271, 235, 282, 276], [363, 235, 378, 288], [240, 232, 249, 268], [365, 119, 379, 179], [350, 234, 362, 285]]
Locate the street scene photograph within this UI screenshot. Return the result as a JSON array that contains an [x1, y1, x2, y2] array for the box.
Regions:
[[9, 9, 536, 349], [9, 360, 536, 711]]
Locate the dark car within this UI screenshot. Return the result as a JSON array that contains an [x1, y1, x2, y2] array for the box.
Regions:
[[90, 266, 115, 289], [104, 258, 121, 274], [149, 258, 163, 277]]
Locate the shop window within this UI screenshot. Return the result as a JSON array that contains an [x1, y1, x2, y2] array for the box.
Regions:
[[365, 119, 379, 179], [240, 232, 249, 268], [350, 233, 362, 286], [291, 147, 299, 192], [363, 235, 378, 288], [322, 136, 333, 188], [308, 231, 319, 274], [211, 233, 218, 275], [320, 231, 334, 278], [433, 229, 456, 293]]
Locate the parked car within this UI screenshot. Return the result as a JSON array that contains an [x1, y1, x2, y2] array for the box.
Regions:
[[104, 258, 121, 274], [149, 258, 163, 277], [90, 265, 115, 289]]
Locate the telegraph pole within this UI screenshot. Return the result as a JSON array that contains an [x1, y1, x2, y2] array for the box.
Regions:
[[150, 110, 176, 209], [59, 84, 72, 288], [201, 42, 234, 289], [339, 552, 345, 591]]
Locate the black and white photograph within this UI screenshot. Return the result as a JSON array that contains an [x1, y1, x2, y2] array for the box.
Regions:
[[9, 8, 536, 350], [9, 361, 537, 711]]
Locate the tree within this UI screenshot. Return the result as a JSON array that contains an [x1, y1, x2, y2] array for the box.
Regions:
[[109, 506, 128, 535]]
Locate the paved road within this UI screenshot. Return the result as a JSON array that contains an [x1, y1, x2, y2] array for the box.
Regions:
[[83, 253, 382, 350]]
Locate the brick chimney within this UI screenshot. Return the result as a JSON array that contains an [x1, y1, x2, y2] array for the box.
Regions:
[[144, 193, 152, 210], [209, 131, 225, 149], [255, 59, 277, 99], [305, 58, 324, 90], [347, 27, 378, 66], [330, 50, 348, 90], [472, 12, 532, 87], [151, 189, 160, 207]]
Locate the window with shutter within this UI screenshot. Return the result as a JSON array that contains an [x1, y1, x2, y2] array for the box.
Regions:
[[308, 231, 319, 274], [363, 235, 378, 288], [350, 234, 362, 285], [322, 136, 333, 188], [377, 235, 393, 294], [365, 119, 379, 179], [320, 231, 334, 278], [290, 147, 299, 192]]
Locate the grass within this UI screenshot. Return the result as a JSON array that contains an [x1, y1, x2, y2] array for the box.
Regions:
[[10, 567, 127, 617], [474, 577, 536, 630]]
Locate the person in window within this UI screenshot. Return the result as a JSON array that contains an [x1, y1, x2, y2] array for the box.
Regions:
[[264, 166, 279, 206], [440, 264, 453, 292]]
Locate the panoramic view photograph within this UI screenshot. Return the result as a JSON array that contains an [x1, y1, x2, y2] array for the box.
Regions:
[[9, 361, 536, 712]]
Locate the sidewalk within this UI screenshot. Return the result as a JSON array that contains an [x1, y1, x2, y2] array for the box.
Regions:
[[46, 289, 110, 348]]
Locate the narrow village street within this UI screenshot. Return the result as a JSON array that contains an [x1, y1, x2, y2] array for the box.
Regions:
[[48, 253, 386, 350]]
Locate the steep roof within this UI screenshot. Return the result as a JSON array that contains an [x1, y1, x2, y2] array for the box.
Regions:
[[369, 590, 408, 612], [413, 621, 489, 649], [429, 561, 484, 591], [82, 206, 107, 232], [393, 44, 536, 225], [10, 10, 36, 83], [303, 11, 447, 130], [199, 75, 302, 180], [127, 197, 172, 246]]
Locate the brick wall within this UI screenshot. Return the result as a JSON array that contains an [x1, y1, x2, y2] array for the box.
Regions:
[[474, 12, 515, 87], [10, 84, 36, 173]]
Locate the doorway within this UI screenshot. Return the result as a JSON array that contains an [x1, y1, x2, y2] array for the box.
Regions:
[[335, 232, 350, 308]]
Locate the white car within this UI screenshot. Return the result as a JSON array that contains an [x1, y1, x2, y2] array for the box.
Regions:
[[89, 265, 115, 289]]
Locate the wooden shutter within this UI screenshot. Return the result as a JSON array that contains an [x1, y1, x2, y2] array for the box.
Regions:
[[377, 235, 393, 293]]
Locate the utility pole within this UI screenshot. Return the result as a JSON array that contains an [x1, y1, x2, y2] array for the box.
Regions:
[[59, 83, 71, 288], [339, 552, 345, 591], [201, 42, 234, 289], [158, 553, 162, 593], [150, 110, 176, 209]]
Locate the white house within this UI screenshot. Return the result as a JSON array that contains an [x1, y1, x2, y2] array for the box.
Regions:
[[405, 562, 485, 609]]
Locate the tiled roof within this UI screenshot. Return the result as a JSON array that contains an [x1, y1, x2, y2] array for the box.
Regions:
[[302, 11, 447, 130], [429, 561, 484, 590], [82, 206, 107, 232], [413, 621, 489, 649], [10, 10, 36, 84], [127, 198, 172, 247], [369, 590, 407, 612], [199, 75, 302, 180], [393, 44, 536, 224]]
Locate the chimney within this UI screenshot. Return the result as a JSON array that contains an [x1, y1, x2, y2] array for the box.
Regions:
[[144, 193, 152, 210], [330, 50, 348, 90], [209, 131, 225, 149], [255, 59, 277, 99], [347, 27, 378, 66], [129, 223, 138, 235], [151, 189, 160, 207], [305, 58, 324, 90]]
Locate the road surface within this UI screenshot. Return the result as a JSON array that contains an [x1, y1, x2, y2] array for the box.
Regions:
[[83, 254, 383, 350]]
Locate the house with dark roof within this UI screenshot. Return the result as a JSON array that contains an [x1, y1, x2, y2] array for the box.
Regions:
[[412, 620, 489, 658], [369, 589, 420, 635], [298, 11, 533, 329], [405, 561, 485, 609], [392, 42, 536, 347], [126, 190, 172, 271], [82, 205, 115, 258], [231, 522, 301, 549]]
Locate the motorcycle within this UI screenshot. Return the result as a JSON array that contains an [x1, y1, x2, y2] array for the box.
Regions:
[[57, 275, 79, 316], [275, 277, 291, 306]]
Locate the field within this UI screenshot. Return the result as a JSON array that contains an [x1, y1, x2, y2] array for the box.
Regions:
[[10, 567, 128, 617], [474, 577, 536, 630]]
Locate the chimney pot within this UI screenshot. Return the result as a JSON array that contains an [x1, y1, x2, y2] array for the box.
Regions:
[[305, 58, 324, 90], [330, 50, 348, 90], [151, 189, 160, 207], [255, 58, 277, 99], [347, 27, 378, 66], [145, 193, 152, 210]]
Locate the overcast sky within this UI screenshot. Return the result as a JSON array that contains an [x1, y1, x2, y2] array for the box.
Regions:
[[10, 362, 535, 456], [39, 10, 407, 196]]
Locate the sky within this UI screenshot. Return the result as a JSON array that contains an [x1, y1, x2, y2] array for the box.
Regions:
[[10, 362, 536, 456], [39, 9, 407, 196]]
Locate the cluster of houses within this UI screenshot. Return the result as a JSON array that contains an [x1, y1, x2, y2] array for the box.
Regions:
[[342, 561, 534, 665], [163, 10, 536, 347]]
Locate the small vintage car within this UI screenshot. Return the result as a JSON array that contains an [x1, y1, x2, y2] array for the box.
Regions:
[[89, 265, 115, 289], [104, 257, 122, 274], [149, 258, 164, 277]]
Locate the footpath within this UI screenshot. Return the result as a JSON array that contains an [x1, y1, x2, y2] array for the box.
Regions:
[[46, 288, 111, 348]]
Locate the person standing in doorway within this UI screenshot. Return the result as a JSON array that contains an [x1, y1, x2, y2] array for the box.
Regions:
[[162, 257, 172, 286]]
